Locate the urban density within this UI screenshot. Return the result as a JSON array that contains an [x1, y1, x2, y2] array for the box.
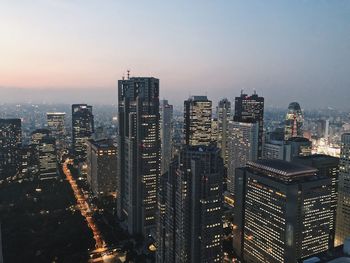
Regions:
[[1, 1, 350, 263]]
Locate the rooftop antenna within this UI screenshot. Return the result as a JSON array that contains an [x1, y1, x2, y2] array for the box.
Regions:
[[127, 69, 130, 80], [253, 89, 256, 95], [122, 73, 125, 80], [241, 89, 244, 95]]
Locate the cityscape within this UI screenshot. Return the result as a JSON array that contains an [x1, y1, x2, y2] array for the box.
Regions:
[[1, 1, 350, 263]]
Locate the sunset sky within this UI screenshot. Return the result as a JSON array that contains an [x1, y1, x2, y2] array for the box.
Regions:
[[1, 1, 349, 108]]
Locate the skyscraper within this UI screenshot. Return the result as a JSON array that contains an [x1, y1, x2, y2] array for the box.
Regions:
[[233, 92, 264, 158], [156, 145, 223, 263], [47, 112, 66, 157], [184, 96, 212, 146], [335, 133, 350, 246], [31, 129, 57, 179], [86, 139, 118, 197], [234, 160, 333, 262], [72, 104, 94, 162], [227, 121, 259, 193], [0, 119, 22, 178], [284, 102, 303, 141], [294, 154, 339, 248], [117, 77, 161, 236], [217, 98, 231, 166], [160, 99, 173, 175]]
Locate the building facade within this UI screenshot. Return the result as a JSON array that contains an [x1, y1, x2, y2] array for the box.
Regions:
[[47, 112, 66, 157], [160, 99, 173, 175], [284, 102, 303, 141], [72, 104, 94, 162], [217, 98, 231, 166], [117, 77, 161, 236], [184, 96, 212, 146]]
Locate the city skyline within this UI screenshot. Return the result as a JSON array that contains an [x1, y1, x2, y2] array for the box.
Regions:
[[1, 1, 350, 108]]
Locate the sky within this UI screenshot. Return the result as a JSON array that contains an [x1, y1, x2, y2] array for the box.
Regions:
[[0, 0, 349, 109]]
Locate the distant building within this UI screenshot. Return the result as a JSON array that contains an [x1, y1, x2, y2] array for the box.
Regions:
[[234, 160, 333, 262], [0, 118, 22, 178], [86, 139, 118, 197], [160, 99, 173, 175], [72, 104, 94, 161], [294, 154, 340, 248], [47, 112, 66, 157], [31, 129, 57, 179], [233, 92, 264, 158], [217, 98, 231, 166], [284, 102, 303, 141], [117, 77, 161, 236], [335, 133, 350, 246], [184, 96, 212, 146], [227, 121, 258, 193], [156, 145, 224, 263]]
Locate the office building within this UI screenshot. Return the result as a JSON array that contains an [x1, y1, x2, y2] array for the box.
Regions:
[[184, 96, 212, 146], [47, 112, 66, 156], [0, 118, 22, 178], [294, 154, 340, 248], [86, 139, 118, 197], [156, 145, 223, 263], [234, 160, 333, 262], [284, 102, 303, 141], [117, 77, 161, 236], [227, 121, 258, 193], [160, 99, 173, 174], [72, 104, 94, 161], [217, 98, 231, 166], [335, 133, 350, 246], [233, 92, 264, 158], [31, 129, 57, 179]]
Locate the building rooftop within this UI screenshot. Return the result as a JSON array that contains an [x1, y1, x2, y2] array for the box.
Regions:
[[247, 159, 317, 178], [287, 136, 310, 143]]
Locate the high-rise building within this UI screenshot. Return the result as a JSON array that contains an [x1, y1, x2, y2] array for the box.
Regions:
[[117, 77, 161, 236], [335, 133, 350, 246], [156, 145, 224, 263], [86, 139, 118, 197], [294, 154, 340, 248], [234, 160, 333, 262], [233, 92, 264, 158], [47, 112, 66, 157], [184, 96, 212, 146], [0, 119, 22, 178], [72, 104, 94, 161], [284, 102, 303, 141], [160, 99, 173, 175], [31, 129, 57, 179], [227, 121, 258, 193], [217, 98, 231, 166]]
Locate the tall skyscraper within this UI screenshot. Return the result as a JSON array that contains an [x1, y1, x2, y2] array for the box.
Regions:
[[156, 145, 224, 263], [335, 133, 350, 246], [217, 98, 231, 166], [284, 102, 303, 141], [0, 118, 22, 178], [47, 112, 66, 157], [184, 96, 212, 146], [160, 99, 173, 175], [234, 160, 333, 262], [227, 121, 258, 193], [86, 139, 118, 197], [31, 129, 57, 179], [72, 104, 94, 162], [233, 92, 264, 158], [117, 77, 161, 236], [294, 154, 339, 248]]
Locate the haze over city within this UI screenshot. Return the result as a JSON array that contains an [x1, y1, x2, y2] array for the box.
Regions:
[[1, 0, 350, 108]]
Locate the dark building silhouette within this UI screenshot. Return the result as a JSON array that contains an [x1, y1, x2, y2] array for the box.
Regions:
[[156, 145, 224, 263], [117, 77, 161, 236], [234, 160, 333, 262], [217, 98, 231, 166], [233, 92, 264, 158], [72, 104, 94, 161], [160, 99, 173, 175], [0, 118, 22, 178]]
